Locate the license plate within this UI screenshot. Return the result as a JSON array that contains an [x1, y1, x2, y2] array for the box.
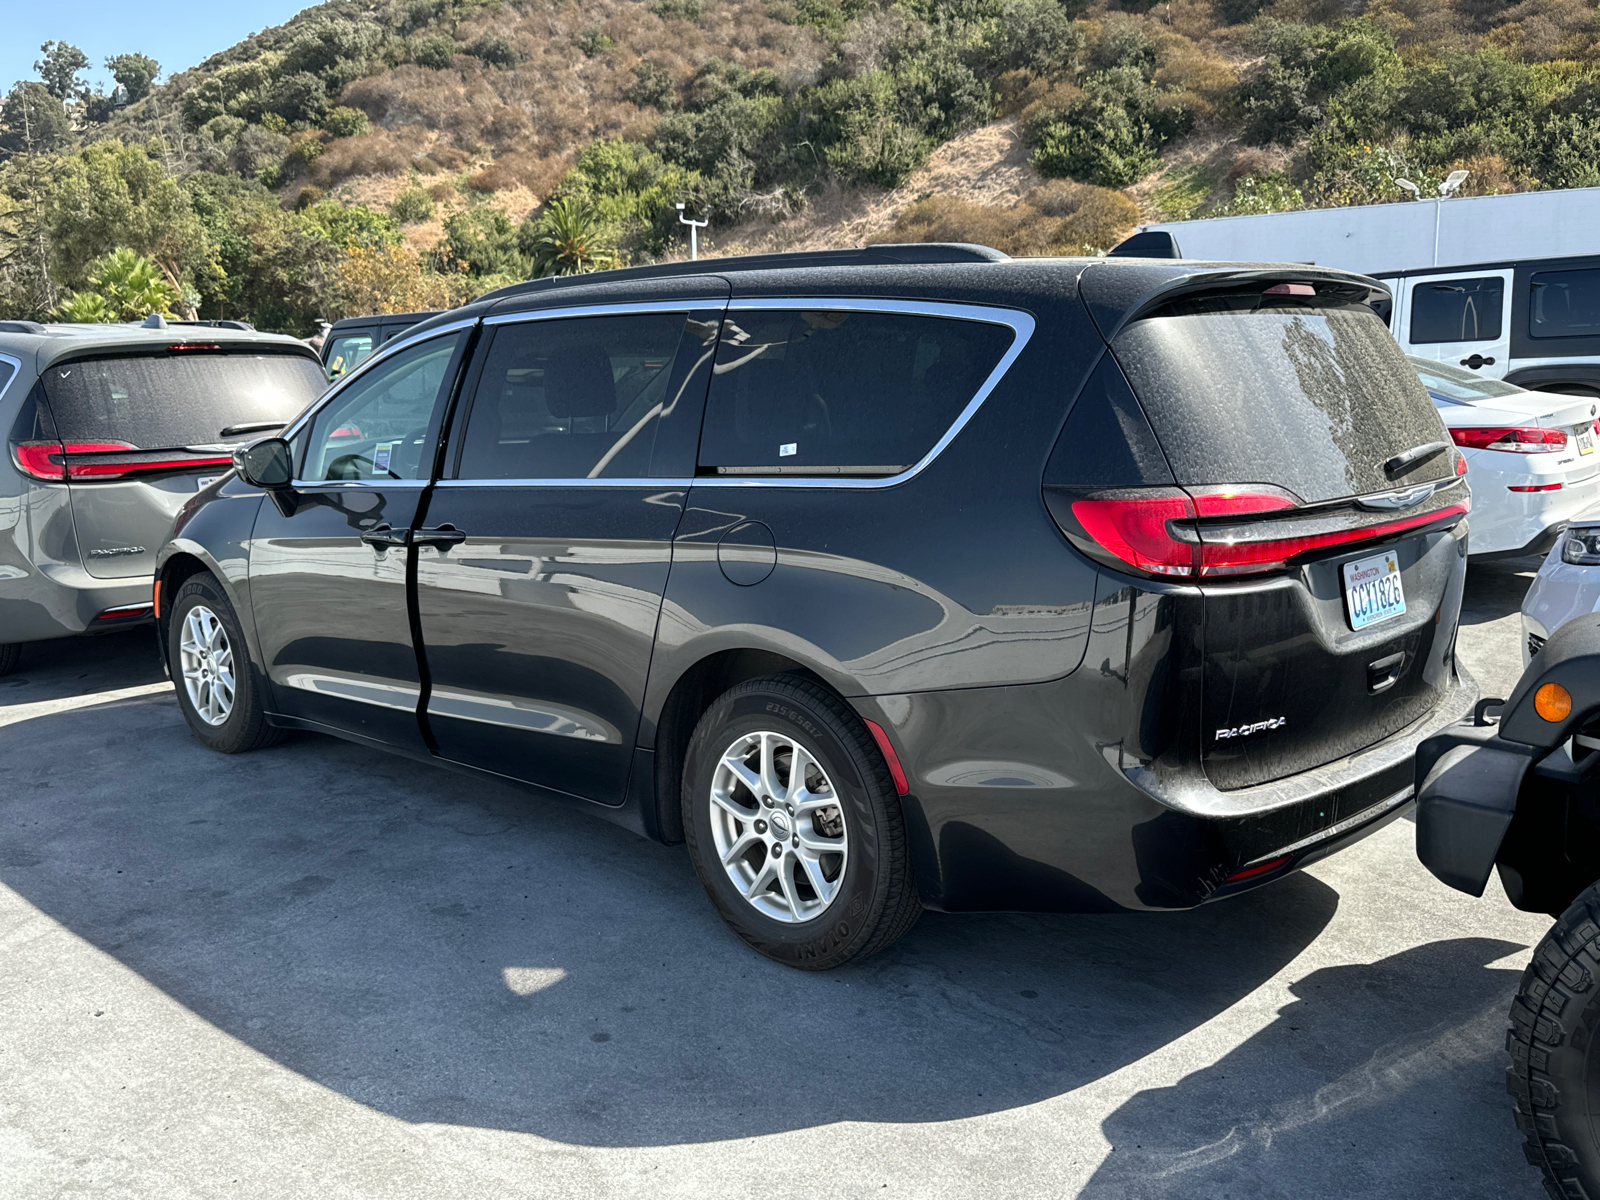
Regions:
[[196, 474, 224, 490], [1342, 550, 1406, 631], [1578, 428, 1595, 455]]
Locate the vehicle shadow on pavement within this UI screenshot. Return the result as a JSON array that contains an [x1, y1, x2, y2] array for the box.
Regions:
[[0, 666, 1348, 1148], [1078, 937, 1533, 1199]]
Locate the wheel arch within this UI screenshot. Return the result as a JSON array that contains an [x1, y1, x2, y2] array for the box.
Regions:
[[154, 543, 259, 672]]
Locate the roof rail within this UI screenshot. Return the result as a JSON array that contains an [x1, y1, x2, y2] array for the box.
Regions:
[[0, 320, 47, 335], [477, 242, 1009, 306]]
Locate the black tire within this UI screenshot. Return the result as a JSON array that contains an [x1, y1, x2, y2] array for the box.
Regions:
[[0, 643, 19, 678], [1508, 879, 1600, 1199], [681, 675, 920, 969], [166, 574, 283, 754]]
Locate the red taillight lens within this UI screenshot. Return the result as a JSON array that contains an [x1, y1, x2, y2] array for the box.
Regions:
[[1226, 855, 1292, 883], [1509, 482, 1563, 493], [1455, 451, 1468, 475], [1450, 426, 1568, 453], [1070, 490, 1198, 577], [1063, 487, 1470, 580], [9, 440, 231, 481], [166, 343, 221, 352], [12, 441, 67, 480]]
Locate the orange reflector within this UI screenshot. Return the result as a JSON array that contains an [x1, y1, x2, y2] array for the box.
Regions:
[[1535, 682, 1572, 722], [152, 579, 161, 619]]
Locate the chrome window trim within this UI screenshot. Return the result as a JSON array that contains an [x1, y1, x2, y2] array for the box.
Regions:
[[449, 296, 1035, 490], [284, 321, 478, 487], [483, 299, 716, 326], [280, 319, 479, 446], [0, 352, 22, 405]]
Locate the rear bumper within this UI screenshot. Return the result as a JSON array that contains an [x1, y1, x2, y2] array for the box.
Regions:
[[0, 563, 154, 644], [859, 664, 1478, 914], [1464, 457, 1600, 557]]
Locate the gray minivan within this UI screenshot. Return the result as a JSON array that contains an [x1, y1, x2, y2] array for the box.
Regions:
[[0, 319, 326, 675]]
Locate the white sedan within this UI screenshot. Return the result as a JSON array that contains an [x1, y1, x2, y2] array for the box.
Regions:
[[1522, 518, 1600, 666], [1412, 356, 1600, 558]]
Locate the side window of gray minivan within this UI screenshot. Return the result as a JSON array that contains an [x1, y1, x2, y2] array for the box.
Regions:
[[697, 309, 1015, 478]]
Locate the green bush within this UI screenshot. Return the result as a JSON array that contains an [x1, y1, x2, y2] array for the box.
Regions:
[[625, 60, 678, 110], [468, 34, 525, 68], [1214, 170, 1304, 215], [552, 139, 703, 256], [651, 0, 704, 18], [410, 35, 458, 69], [437, 205, 525, 275], [573, 29, 616, 58], [1031, 68, 1192, 188], [260, 72, 329, 125], [299, 200, 401, 251], [986, 0, 1084, 78], [389, 187, 436, 223], [323, 106, 371, 139]]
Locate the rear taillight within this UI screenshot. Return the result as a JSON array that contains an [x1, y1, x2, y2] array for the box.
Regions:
[[1509, 482, 1563, 493], [1059, 486, 1469, 580], [1451, 427, 1568, 453], [9, 440, 232, 481]]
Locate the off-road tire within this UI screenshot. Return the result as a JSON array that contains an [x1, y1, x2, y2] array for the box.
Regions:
[[1508, 879, 1600, 1199], [0, 643, 19, 677], [167, 574, 284, 754], [681, 675, 921, 969]]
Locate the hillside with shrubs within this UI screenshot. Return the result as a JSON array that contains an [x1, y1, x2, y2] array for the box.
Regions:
[[3, 0, 1600, 331]]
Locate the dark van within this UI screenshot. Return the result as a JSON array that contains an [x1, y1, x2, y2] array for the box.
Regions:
[[156, 245, 1477, 968], [321, 311, 440, 381]]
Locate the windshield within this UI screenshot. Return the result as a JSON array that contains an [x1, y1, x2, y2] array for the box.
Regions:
[[1406, 355, 1527, 402], [1113, 301, 1451, 503], [41, 351, 326, 449]]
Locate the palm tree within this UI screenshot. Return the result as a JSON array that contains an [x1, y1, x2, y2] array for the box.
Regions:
[[55, 247, 181, 322], [527, 197, 614, 277]]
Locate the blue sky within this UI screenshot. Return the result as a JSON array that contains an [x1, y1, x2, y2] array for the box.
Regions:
[[4, 2, 312, 96]]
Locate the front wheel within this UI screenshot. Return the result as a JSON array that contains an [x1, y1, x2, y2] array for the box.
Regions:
[[1508, 879, 1600, 1197], [681, 675, 920, 970], [167, 574, 283, 754]]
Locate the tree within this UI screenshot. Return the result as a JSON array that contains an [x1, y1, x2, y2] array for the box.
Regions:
[[35, 41, 90, 102], [0, 83, 71, 158], [106, 54, 161, 103], [55, 247, 181, 321], [525, 198, 613, 276]]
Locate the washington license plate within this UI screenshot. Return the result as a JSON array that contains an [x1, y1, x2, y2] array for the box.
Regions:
[[1343, 550, 1406, 630]]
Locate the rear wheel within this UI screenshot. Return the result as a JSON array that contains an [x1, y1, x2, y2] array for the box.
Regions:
[[0, 643, 19, 677], [1508, 879, 1600, 1198], [681, 675, 920, 969], [167, 574, 282, 754]]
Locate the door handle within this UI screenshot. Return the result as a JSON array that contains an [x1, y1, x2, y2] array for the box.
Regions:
[[1460, 355, 1496, 368], [360, 523, 409, 550], [414, 524, 467, 550]]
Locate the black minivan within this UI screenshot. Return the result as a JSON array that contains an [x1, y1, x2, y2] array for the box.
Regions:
[[155, 245, 1477, 968]]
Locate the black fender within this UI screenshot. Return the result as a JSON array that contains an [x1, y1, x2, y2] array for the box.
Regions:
[[1415, 613, 1600, 896]]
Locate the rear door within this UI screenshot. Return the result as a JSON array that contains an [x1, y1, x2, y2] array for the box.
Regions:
[[250, 331, 467, 749], [1400, 269, 1514, 379], [1109, 288, 1469, 790], [34, 347, 326, 583], [412, 303, 721, 803]]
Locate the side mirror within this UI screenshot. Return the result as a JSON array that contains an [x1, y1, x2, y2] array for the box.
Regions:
[[233, 437, 293, 488]]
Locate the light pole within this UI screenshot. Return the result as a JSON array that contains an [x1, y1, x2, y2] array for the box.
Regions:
[[1394, 172, 1469, 266], [676, 202, 707, 261]]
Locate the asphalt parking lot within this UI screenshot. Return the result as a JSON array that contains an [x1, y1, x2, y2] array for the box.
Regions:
[[0, 557, 1559, 1198]]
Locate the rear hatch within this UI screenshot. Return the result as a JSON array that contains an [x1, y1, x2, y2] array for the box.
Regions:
[[1057, 273, 1469, 790], [18, 346, 326, 580]]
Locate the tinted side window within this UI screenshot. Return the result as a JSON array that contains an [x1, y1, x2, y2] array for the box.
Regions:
[[0, 361, 16, 404], [455, 312, 713, 480], [326, 332, 375, 380], [698, 310, 1015, 476], [1530, 269, 1600, 339], [302, 334, 462, 481], [1409, 276, 1503, 343]]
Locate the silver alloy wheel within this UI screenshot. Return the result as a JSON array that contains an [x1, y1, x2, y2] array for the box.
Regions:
[[709, 730, 849, 923], [179, 604, 236, 726]]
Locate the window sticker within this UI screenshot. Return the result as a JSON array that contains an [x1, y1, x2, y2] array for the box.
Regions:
[[779, 442, 797, 457], [373, 442, 394, 474]]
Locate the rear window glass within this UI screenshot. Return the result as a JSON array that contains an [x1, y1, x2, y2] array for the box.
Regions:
[[698, 310, 1014, 476], [42, 352, 326, 450], [1409, 357, 1526, 401], [1530, 268, 1600, 339], [325, 332, 375, 380], [1408, 276, 1503, 344], [0, 362, 15, 401], [1113, 301, 1449, 504]]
